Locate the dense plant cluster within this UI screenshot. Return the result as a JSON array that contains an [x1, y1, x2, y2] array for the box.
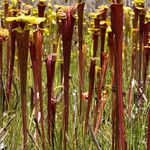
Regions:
[[0, 0, 149, 149]]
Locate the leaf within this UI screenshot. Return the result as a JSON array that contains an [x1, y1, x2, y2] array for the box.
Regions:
[[6, 15, 46, 24], [12, 25, 31, 33]]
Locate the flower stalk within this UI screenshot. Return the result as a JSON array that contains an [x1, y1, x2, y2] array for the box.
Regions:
[[77, 2, 85, 115], [6, 17, 18, 103], [147, 108, 150, 150], [143, 22, 150, 89], [111, 3, 125, 149], [34, 29, 45, 150], [85, 58, 96, 134], [15, 25, 30, 150], [93, 52, 108, 135], [98, 7, 108, 67], [138, 9, 145, 83], [0, 37, 3, 125], [57, 6, 76, 149], [46, 54, 57, 147]]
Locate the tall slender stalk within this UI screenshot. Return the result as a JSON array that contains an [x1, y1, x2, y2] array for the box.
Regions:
[[29, 41, 38, 140], [85, 58, 96, 134], [85, 13, 100, 134], [98, 7, 108, 67], [46, 54, 56, 147], [77, 2, 85, 115], [0, 38, 3, 126], [112, 72, 117, 150], [143, 22, 150, 89], [128, 6, 140, 115], [51, 98, 56, 149], [124, 7, 131, 81], [34, 29, 45, 150], [108, 30, 116, 150], [57, 6, 76, 149], [111, 4, 125, 149], [147, 108, 150, 150], [93, 15, 100, 58], [133, 6, 140, 81], [15, 25, 30, 150], [108, 32, 114, 66], [93, 53, 108, 135], [0, 39, 2, 77], [138, 9, 145, 83], [30, 87, 34, 112], [132, 2, 144, 84], [6, 18, 18, 103], [37, 3, 46, 149]]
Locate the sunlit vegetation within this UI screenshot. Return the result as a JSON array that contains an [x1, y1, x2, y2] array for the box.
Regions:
[[0, 0, 150, 149]]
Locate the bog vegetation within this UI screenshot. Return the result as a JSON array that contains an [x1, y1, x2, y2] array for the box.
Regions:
[[0, 0, 150, 149]]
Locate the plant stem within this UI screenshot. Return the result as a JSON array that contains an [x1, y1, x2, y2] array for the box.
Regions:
[[16, 29, 29, 150], [143, 22, 150, 89], [138, 11, 145, 83], [46, 54, 56, 147], [147, 108, 150, 150], [0, 40, 3, 127], [99, 8, 108, 67], [60, 6, 75, 149], [111, 4, 125, 149], [29, 41, 38, 142], [93, 17, 100, 58], [93, 53, 108, 135], [34, 29, 45, 150], [77, 2, 85, 116], [85, 58, 96, 134], [6, 19, 17, 103]]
